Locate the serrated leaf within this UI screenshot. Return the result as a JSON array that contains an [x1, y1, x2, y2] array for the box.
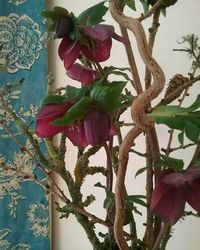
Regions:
[[90, 81, 126, 112], [185, 120, 200, 143], [78, 1, 108, 26], [160, 154, 184, 171], [41, 95, 65, 106], [65, 85, 87, 100], [53, 96, 92, 125]]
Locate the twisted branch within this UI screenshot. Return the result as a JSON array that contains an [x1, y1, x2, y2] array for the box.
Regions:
[[109, 0, 166, 248]]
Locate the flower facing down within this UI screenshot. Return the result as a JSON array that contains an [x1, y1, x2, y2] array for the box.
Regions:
[[35, 101, 73, 138], [66, 63, 100, 87], [84, 110, 115, 146], [58, 24, 127, 70], [150, 168, 200, 224]]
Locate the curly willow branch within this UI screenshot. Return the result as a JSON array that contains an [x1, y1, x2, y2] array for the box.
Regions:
[[109, 0, 166, 249], [109, 0, 165, 130]]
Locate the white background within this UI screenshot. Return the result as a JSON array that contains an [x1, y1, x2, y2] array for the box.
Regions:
[[47, 0, 200, 249]]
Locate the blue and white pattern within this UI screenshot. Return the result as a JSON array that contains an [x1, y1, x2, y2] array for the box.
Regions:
[[7, 0, 26, 5], [0, 13, 43, 73], [0, 1, 50, 249]]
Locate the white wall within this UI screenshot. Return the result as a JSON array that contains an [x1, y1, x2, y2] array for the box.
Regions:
[[47, 1, 200, 249]]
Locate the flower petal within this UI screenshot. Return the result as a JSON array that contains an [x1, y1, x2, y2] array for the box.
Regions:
[[65, 121, 88, 147], [56, 16, 73, 38], [82, 24, 115, 41], [81, 38, 112, 62], [150, 170, 185, 224], [184, 177, 200, 213], [67, 63, 100, 87], [36, 102, 72, 138], [58, 37, 81, 69], [84, 110, 111, 146]]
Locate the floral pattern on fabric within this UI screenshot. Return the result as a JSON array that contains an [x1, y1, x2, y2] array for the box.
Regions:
[[0, 13, 43, 73], [0, 0, 50, 249], [7, 0, 26, 5]]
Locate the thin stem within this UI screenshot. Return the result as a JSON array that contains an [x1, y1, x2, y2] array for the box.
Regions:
[[138, 0, 163, 22], [188, 140, 200, 169], [120, 25, 143, 93], [152, 223, 169, 250], [114, 127, 142, 250], [104, 142, 113, 192]]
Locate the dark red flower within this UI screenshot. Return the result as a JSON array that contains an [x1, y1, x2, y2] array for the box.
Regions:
[[65, 121, 88, 147], [84, 110, 114, 146], [58, 24, 126, 69], [150, 168, 200, 224], [66, 63, 100, 87], [35, 101, 73, 138]]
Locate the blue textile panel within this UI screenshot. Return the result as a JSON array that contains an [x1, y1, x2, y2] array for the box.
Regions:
[[0, 1, 50, 249]]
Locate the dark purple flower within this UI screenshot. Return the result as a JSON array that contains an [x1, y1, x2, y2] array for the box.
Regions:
[[150, 168, 200, 224], [66, 63, 100, 87], [58, 24, 126, 69], [36, 101, 73, 138], [56, 16, 73, 38], [84, 110, 114, 146]]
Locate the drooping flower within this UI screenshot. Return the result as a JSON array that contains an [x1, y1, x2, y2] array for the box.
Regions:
[[58, 24, 126, 70], [55, 16, 73, 38], [84, 109, 114, 146], [66, 63, 100, 87], [35, 101, 73, 138], [65, 121, 88, 147], [150, 168, 200, 224]]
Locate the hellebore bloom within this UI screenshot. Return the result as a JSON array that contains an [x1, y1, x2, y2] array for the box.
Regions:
[[58, 24, 126, 70], [55, 16, 73, 38], [65, 121, 88, 147], [36, 101, 73, 138], [150, 168, 200, 224], [84, 110, 115, 146], [66, 63, 100, 87]]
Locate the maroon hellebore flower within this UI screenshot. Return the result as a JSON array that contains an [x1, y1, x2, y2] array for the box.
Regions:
[[84, 109, 115, 146], [58, 24, 126, 70], [150, 168, 200, 225], [36, 101, 73, 138], [65, 121, 88, 147], [66, 63, 100, 87]]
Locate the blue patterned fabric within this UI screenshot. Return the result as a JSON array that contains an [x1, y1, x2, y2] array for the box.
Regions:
[[0, 1, 50, 249]]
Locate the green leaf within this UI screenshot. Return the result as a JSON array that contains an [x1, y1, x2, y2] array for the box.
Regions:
[[160, 154, 184, 171], [185, 120, 200, 143], [135, 166, 147, 177], [53, 6, 69, 16], [65, 85, 87, 100], [53, 96, 92, 125], [41, 95, 65, 106], [78, 1, 108, 26], [41, 7, 69, 20], [125, 0, 136, 10], [127, 195, 147, 207], [184, 94, 200, 112], [139, 0, 149, 13], [178, 131, 184, 145], [90, 81, 126, 112]]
